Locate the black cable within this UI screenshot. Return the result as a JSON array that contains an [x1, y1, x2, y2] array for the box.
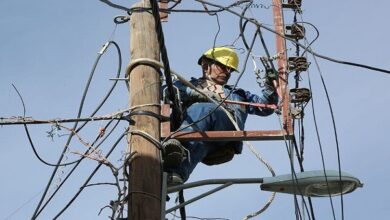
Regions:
[[297, 11, 344, 218], [257, 28, 277, 72], [167, 0, 181, 10], [34, 119, 121, 217], [285, 140, 308, 220], [310, 54, 345, 220], [179, 190, 186, 220], [148, 0, 182, 130], [291, 134, 316, 220], [52, 131, 127, 219], [32, 41, 122, 219], [100, 0, 130, 11], [238, 1, 252, 50], [124, 110, 170, 123], [27, 41, 122, 167], [295, 21, 319, 57], [307, 72, 337, 220], [75, 41, 122, 133], [11, 84, 79, 167], [211, 11, 221, 50]]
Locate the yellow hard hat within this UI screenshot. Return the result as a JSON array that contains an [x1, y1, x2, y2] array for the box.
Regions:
[[198, 47, 239, 72]]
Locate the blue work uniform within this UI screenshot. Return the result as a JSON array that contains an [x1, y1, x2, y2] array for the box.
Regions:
[[167, 77, 278, 182]]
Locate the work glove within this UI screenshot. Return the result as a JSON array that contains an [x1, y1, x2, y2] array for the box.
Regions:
[[264, 69, 278, 89], [189, 90, 222, 102]]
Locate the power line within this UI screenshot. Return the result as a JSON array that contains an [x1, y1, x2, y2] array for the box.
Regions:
[[34, 119, 122, 217], [52, 131, 127, 219], [32, 40, 123, 219]]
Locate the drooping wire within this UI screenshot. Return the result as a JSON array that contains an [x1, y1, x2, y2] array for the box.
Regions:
[[52, 131, 127, 219], [297, 10, 345, 219], [32, 41, 123, 219], [307, 71, 337, 220], [34, 118, 121, 217], [309, 49, 345, 220], [295, 21, 320, 57], [11, 84, 72, 167]]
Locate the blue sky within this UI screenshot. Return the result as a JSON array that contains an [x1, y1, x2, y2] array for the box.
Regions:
[[1, 0, 389, 219]]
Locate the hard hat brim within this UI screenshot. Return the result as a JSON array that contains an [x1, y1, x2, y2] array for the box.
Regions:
[[198, 56, 238, 72]]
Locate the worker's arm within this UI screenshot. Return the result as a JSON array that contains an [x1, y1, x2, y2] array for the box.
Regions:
[[244, 85, 278, 116]]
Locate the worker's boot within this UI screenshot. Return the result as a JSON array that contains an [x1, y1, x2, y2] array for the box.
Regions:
[[162, 139, 186, 169]]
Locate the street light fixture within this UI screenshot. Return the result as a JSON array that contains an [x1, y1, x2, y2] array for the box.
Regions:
[[164, 170, 363, 215], [260, 170, 363, 197]]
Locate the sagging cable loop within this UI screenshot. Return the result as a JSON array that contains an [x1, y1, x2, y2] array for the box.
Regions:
[[129, 130, 163, 150], [114, 15, 130, 24]]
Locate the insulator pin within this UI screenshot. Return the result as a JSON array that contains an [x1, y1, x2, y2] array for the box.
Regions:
[[289, 88, 311, 103], [288, 56, 309, 72], [285, 23, 305, 40]]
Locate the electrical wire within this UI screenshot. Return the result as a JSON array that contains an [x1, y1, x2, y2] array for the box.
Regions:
[[34, 119, 121, 217], [307, 72, 337, 220], [295, 21, 319, 57], [275, 115, 313, 220], [10, 84, 76, 167], [297, 11, 345, 220], [52, 131, 127, 219], [309, 48, 345, 220], [32, 41, 122, 219]]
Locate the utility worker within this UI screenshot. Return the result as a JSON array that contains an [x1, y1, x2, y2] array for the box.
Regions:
[[163, 47, 278, 185]]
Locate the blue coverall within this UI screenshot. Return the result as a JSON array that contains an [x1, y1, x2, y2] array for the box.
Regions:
[[168, 77, 278, 182]]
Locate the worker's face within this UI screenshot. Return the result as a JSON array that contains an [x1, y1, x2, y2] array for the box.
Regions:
[[205, 62, 232, 85]]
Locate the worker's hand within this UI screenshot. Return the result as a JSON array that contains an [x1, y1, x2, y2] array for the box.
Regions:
[[264, 69, 278, 89], [190, 90, 221, 102]]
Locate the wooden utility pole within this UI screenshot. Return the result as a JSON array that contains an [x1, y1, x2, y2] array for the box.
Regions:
[[128, 0, 162, 219]]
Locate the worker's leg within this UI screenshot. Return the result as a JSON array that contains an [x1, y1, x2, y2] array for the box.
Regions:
[[169, 103, 235, 181]]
